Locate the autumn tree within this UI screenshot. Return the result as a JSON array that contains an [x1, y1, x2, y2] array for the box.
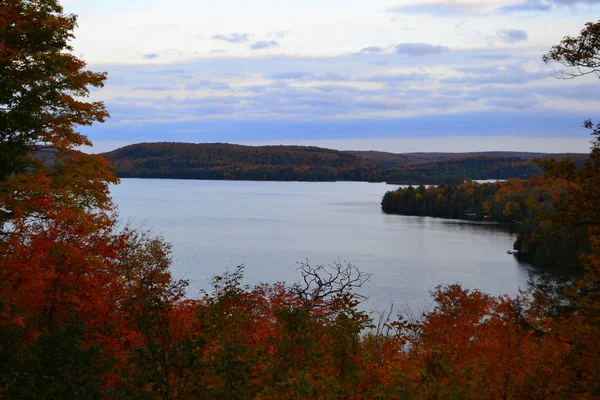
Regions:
[[543, 20, 600, 79], [524, 20, 600, 395], [0, 0, 114, 231], [0, 1, 128, 397]]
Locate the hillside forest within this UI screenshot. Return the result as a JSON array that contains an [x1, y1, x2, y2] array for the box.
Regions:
[[2, 1, 600, 399], [102, 142, 587, 184]]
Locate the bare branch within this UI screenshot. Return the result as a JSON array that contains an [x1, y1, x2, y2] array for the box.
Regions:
[[292, 259, 371, 309]]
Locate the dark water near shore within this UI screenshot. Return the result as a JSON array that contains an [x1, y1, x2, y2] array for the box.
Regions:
[[111, 179, 530, 313]]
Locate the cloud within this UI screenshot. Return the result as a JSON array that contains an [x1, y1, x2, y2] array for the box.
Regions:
[[387, 2, 479, 16], [537, 83, 600, 101], [269, 71, 313, 80], [251, 40, 280, 50], [486, 97, 540, 110], [498, 29, 529, 43], [444, 63, 547, 85], [366, 73, 430, 84], [186, 80, 231, 91], [91, 51, 595, 146], [551, 0, 600, 3], [395, 43, 449, 56], [315, 72, 349, 81], [143, 53, 159, 60], [359, 46, 385, 54], [87, 111, 593, 148], [131, 85, 172, 91], [472, 53, 512, 60], [496, 0, 600, 13], [211, 33, 250, 44], [497, 0, 552, 13], [268, 31, 290, 39]]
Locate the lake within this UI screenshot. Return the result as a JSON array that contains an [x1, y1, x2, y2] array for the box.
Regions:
[[110, 179, 531, 314]]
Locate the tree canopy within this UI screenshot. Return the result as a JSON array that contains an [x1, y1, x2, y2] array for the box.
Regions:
[[543, 20, 600, 79], [0, 0, 116, 232]]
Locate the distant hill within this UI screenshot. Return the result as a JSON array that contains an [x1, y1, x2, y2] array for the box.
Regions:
[[100, 142, 588, 184], [349, 150, 588, 168], [101, 142, 384, 182], [349, 150, 589, 184]]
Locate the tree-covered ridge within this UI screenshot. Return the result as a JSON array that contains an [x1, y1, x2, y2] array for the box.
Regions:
[[381, 176, 568, 221], [102, 142, 384, 181], [383, 155, 548, 184], [350, 150, 588, 168], [381, 176, 586, 271], [101, 142, 587, 184]]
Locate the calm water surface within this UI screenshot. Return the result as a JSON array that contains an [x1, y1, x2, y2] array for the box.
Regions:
[[111, 179, 530, 312]]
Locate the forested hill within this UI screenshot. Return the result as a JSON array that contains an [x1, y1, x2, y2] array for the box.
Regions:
[[101, 142, 588, 183], [349, 150, 588, 168], [352, 151, 588, 184], [101, 142, 384, 181]]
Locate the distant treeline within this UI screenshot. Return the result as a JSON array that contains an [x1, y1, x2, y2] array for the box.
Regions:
[[381, 176, 585, 272], [101, 142, 588, 184], [383, 156, 544, 185], [102, 143, 383, 182]]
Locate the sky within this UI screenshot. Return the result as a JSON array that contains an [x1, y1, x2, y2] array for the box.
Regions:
[[63, 0, 600, 153]]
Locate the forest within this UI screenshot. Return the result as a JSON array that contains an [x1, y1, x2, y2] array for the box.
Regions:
[[101, 142, 586, 184], [2, 1, 600, 399], [102, 142, 385, 182], [381, 176, 585, 272]]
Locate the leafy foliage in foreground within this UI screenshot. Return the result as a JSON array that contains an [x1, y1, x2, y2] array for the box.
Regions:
[[5, 245, 600, 399]]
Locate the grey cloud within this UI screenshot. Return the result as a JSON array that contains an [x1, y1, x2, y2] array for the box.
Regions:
[[157, 68, 193, 79], [251, 40, 280, 50], [366, 73, 430, 84], [387, 2, 479, 16], [143, 53, 159, 60], [311, 85, 362, 93], [550, 0, 600, 3], [103, 75, 578, 127], [455, 20, 467, 29], [472, 53, 512, 60], [211, 33, 250, 44], [498, 29, 529, 43], [496, 0, 600, 13], [359, 46, 385, 54], [486, 97, 540, 109], [436, 87, 465, 97], [177, 96, 243, 106], [536, 84, 600, 101], [255, 71, 347, 81], [269, 71, 313, 80], [395, 43, 449, 56], [132, 85, 172, 91], [497, 0, 552, 13], [241, 84, 276, 94], [98, 52, 590, 125], [445, 63, 547, 85], [315, 72, 348, 81], [186, 80, 231, 91], [268, 31, 290, 39], [469, 86, 536, 99]]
